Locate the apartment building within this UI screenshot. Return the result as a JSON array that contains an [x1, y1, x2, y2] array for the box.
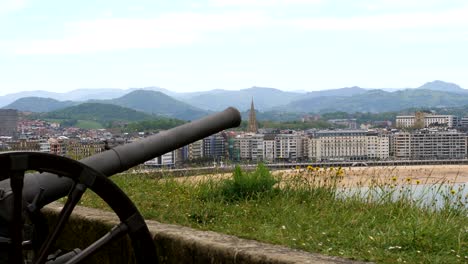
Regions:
[[396, 114, 459, 128], [144, 151, 176, 167], [394, 130, 466, 160], [275, 134, 304, 161], [263, 134, 276, 162], [66, 139, 105, 160], [232, 133, 265, 161], [203, 133, 226, 158], [306, 130, 390, 161], [231, 133, 304, 162], [366, 133, 390, 160], [187, 140, 204, 161], [309, 130, 367, 161]]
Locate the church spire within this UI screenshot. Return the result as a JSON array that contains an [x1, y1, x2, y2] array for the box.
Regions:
[[248, 97, 258, 133]]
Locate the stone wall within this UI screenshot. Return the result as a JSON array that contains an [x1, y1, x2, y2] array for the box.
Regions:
[[43, 203, 370, 264]]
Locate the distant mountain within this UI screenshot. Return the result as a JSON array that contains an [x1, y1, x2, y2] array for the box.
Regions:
[[42, 103, 155, 123], [181, 87, 303, 111], [4, 90, 211, 121], [99, 90, 210, 121], [416, 80, 467, 94], [0, 91, 63, 107], [280, 88, 468, 113], [3, 97, 77, 112], [300, 86, 368, 99], [4, 80, 467, 116], [61, 88, 136, 101], [0, 87, 169, 107]]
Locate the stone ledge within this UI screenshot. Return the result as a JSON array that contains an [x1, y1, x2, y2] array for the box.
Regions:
[[43, 202, 371, 264]]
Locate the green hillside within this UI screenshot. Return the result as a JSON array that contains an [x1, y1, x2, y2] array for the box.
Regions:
[[40, 103, 156, 126], [3, 97, 77, 112], [102, 90, 210, 121]]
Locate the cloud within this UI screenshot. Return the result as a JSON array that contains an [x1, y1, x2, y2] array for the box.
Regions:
[[290, 7, 468, 31], [0, 0, 27, 15], [363, 0, 466, 11], [12, 4, 468, 55], [15, 12, 270, 54], [210, 0, 322, 7]]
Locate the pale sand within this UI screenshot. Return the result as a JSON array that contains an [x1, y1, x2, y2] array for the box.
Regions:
[[318, 165, 468, 186], [176, 165, 468, 187]]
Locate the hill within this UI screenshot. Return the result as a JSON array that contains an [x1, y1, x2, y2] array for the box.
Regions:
[[3, 97, 77, 112], [300, 86, 368, 99], [0, 87, 170, 107], [416, 80, 468, 94], [280, 89, 468, 113], [182, 87, 303, 111], [100, 90, 210, 121], [42, 103, 156, 124]]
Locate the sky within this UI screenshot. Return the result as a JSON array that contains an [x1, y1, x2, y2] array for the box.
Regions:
[[0, 0, 467, 95]]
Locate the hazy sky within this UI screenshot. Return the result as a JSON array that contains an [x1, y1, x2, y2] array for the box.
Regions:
[[0, 0, 467, 95]]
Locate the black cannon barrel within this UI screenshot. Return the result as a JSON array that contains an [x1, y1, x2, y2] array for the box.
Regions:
[[82, 106, 241, 176], [0, 107, 241, 208]]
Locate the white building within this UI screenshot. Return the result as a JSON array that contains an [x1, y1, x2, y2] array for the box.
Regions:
[[366, 134, 390, 160], [275, 134, 304, 161], [396, 114, 459, 128], [393, 130, 466, 160], [263, 134, 276, 162], [187, 140, 204, 161], [307, 130, 390, 161], [144, 151, 176, 167]]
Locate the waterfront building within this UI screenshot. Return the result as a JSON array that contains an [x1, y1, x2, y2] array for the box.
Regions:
[[366, 133, 390, 160], [393, 130, 466, 160], [187, 140, 204, 161], [263, 134, 276, 162], [203, 133, 226, 159], [307, 130, 390, 161], [144, 151, 176, 167], [235, 133, 265, 161], [310, 130, 367, 161], [275, 134, 304, 161]]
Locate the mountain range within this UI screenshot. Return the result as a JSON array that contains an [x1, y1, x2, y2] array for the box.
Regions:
[[2, 80, 468, 120]]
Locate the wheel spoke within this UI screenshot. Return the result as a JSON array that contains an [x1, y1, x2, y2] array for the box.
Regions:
[[34, 183, 87, 264], [10, 170, 25, 264], [62, 222, 129, 264]]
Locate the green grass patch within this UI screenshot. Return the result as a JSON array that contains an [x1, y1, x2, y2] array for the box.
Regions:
[[80, 166, 468, 263]]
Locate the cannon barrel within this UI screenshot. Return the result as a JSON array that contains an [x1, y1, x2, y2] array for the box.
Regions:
[[82, 106, 241, 176], [0, 107, 241, 209]]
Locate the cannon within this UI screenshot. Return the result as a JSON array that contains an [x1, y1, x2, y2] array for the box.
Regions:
[[0, 107, 242, 264]]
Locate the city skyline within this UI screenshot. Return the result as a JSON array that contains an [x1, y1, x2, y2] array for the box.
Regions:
[[1, 0, 467, 95]]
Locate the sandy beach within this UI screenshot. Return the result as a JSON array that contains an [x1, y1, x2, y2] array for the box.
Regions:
[[177, 164, 468, 187], [333, 164, 468, 186]]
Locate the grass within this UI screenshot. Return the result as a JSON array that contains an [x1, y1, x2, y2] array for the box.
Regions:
[[79, 165, 468, 263]]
